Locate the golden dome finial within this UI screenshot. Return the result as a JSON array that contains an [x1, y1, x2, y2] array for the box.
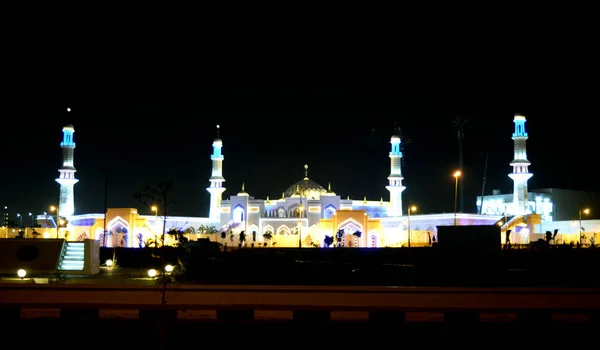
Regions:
[[304, 164, 309, 180], [242, 182, 245, 191]]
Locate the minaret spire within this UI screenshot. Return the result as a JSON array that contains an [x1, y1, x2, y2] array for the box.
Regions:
[[304, 164, 309, 180], [55, 120, 79, 218], [207, 125, 226, 221], [386, 124, 406, 216], [508, 114, 533, 216]]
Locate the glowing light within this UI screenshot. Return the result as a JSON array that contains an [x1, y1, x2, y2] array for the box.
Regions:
[[67, 107, 71, 112], [17, 269, 26, 278], [165, 264, 174, 273], [147, 269, 157, 278], [105, 259, 113, 267], [453, 171, 462, 178]]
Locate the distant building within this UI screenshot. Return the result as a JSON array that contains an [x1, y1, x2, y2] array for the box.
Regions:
[[477, 188, 595, 222]]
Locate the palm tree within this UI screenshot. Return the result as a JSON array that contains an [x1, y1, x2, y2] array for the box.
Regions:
[[239, 231, 246, 248], [262, 231, 273, 247], [198, 224, 219, 241]]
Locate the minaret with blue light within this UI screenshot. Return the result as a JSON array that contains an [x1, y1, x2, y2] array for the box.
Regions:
[[508, 114, 533, 215], [386, 126, 406, 216], [55, 122, 79, 218], [207, 125, 226, 221]]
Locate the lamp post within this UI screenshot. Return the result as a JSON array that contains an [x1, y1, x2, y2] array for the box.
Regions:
[[28, 212, 33, 227], [16, 213, 23, 227], [408, 204, 417, 247], [298, 204, 304, 248], [50, 205, 59, 238], [151, 205, 159, 246], [453, 170, 462, 225], [579, 208, 590, 244]]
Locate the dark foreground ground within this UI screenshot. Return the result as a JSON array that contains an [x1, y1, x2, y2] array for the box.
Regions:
[[99, 246, 600, 287], [7, 318, 593, 349]]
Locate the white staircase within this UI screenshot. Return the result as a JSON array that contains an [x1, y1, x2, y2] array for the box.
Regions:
[[58, 242, 85, 271]]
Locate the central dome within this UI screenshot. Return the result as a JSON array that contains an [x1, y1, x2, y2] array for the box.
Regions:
[[284, 178, 327, 199], [283, 164, 327, 200]]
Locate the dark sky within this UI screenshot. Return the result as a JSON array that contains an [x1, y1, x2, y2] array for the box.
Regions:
[[2, 16, 598, 221]]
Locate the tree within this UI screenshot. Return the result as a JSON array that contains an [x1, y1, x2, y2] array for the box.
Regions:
[[167, 228, 188, 247], [262, 231, 273, 247], [324, 235, 333, 247], [199, 224, 219, 239], [239, 231, 246, 247], [133, 181, 180, 304]]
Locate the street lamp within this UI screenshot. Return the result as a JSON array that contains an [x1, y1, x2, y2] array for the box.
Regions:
[[28, 212, 33, 227], [579, 208, 590, 244], [453, 170, 462, 225], [151, 205, 159, 246], [50, 205, 59, 238], [408, 205, 417, 247], [298, 204, 304, 248], [16, 213, 23, 227]]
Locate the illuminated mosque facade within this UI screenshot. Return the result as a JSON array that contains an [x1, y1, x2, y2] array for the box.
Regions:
[[28, 115, 599, 248]]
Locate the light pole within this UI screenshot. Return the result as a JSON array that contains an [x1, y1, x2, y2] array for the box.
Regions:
[[298, 204, 304, 248], [408, 204, 417, 247], [453, 170, 462, 225], [28, 212, 33, 227], [151, 205, 159, 246], [579, 208, 590, 244], [50, 205, 59, 238], [16, 213, 23, 227]]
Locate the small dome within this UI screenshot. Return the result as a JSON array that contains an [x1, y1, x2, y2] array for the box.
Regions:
[[237, 183, 249, 196], [322, 182, 336, 196]]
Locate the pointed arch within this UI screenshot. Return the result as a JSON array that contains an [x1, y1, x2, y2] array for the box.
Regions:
[[248, 224, 259, 233], [107, 216, 130, 248], [324, 204, 336, 219], [276, 206, 286, 218], [277, 225, 291, 235], [337, 218, 364, 235], [232, 203, 245, 222], [263, 225, 274, 234]]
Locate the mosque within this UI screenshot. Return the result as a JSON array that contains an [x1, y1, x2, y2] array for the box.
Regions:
[[26, 115, 600, 248]]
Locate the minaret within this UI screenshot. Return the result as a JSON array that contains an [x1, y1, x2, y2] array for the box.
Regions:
[[55, 124, 79, 217], [386, 125, 406, 216], [508, 114, 533, 215], [207, 125, 226, 221]]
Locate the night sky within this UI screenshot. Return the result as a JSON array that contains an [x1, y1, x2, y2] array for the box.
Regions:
[[3, 17, 598, 222]]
